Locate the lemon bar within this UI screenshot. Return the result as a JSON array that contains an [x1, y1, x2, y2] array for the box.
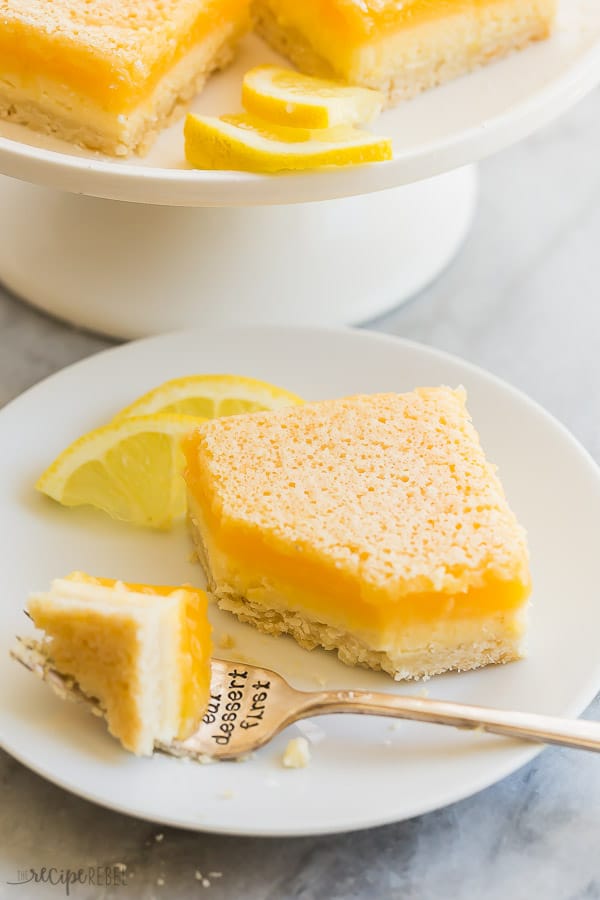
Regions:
[[27, 573, 212, 755], [252, 0, 556, 104], [183, 388, 530, 681], [0, 0, 250, 156]]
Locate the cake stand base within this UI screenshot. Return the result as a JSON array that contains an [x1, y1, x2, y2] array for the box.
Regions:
[[0, 166, 476, 339]]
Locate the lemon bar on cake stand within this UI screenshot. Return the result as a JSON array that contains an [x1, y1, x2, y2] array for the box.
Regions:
[[0, 0, 250, 156], [253, 0, 556, 104], [0, 3, 598, 335]]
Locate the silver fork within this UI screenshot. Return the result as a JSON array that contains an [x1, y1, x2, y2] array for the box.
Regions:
[[11, 639, 600, 760]]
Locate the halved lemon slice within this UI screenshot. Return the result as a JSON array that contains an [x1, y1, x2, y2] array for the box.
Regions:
[[114, 374, 304, 420], [36, 414, 202, 529], [184, 113, 392, 173], [242, 65, 385, 129]]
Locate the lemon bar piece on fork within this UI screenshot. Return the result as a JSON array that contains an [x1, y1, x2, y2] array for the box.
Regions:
[[252, 0, 556, 105], [0, 0, 250, 156], [26, 573, 212, 755], [183, 388, 531, 681]]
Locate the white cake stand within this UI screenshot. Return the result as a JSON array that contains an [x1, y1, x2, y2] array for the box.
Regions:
[[0, 1, 599, 338]]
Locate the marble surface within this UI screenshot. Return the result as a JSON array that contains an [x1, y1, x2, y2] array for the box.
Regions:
[[2, 87, 600, 899]]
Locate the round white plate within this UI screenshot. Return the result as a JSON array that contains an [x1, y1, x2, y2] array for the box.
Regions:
[[1, 326, 599, 836], [0, 1, 599, 205]]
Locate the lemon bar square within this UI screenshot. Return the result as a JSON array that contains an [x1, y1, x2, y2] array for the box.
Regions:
[[252, 0, 556, 105], [183, 388, 531, 681], [0, 0, 250, 156]]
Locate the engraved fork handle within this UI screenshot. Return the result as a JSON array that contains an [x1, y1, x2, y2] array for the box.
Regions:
[[295, 691, 600, 752]]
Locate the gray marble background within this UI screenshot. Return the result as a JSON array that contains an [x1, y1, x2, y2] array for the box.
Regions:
[[1, 87, 600, 900]]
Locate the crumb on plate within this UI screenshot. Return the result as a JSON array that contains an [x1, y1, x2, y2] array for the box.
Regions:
[[282, 736, 311, 769]]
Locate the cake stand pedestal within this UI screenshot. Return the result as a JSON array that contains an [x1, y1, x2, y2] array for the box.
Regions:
[[0, 166, 476, 337], [0, 5, 598, 338]]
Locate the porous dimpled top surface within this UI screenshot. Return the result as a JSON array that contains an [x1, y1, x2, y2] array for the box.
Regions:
[[186, 388, 530, 596]]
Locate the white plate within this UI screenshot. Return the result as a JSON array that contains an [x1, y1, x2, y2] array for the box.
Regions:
[[0, 1, 599, 205], [1, 326, 599, 836]]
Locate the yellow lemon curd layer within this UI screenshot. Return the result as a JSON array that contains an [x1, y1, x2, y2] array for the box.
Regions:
[[65, 573, 212, 739], [265, 0, 509, 46], [0, 0, 249, 114], [182, 389, 531, 645], [188, 485, 529, 640]]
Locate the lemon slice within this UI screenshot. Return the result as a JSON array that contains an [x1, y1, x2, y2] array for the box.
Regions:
[[36, 414, 202, 529], [242, 65, 385, 129], [114, 374, 304, 420], [184, 113, 392, 173]]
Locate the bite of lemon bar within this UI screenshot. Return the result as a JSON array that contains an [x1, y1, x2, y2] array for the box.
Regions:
[[183, 388, 530, 681], [0, 0, 250, 155], [27, 573, 212, 755], [252, 0, 556, 104]]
